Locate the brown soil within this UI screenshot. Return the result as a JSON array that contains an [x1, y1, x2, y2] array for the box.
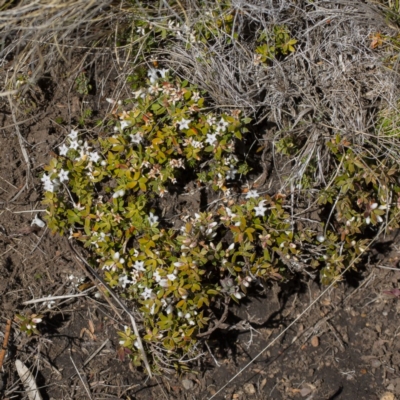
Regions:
[[1, 59, 400, 400]]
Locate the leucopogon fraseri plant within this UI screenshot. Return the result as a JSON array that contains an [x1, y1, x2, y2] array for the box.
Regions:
[[41, 69, 381, 371]]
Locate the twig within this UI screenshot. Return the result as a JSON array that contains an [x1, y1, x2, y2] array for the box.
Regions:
[[0, 319, 12, 370], [22, 288, 95, 305], [197, 299, 229, 338], [83, 339, 109, 367], [69, 353, 93, 400]]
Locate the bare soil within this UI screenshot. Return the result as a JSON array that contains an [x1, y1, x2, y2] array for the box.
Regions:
[[1, 59, 400, 400]]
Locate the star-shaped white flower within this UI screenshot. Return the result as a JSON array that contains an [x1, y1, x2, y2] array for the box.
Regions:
[[141, 287, 153, 300], [148, 68, 158, 84], [254, 200, 267, 217], [120, 120, 131, 130], [226, 165, 237, 180], [216, 117, 229, 132], [148, 212, 159, 226], [133, 261, 145, 271], [59, 169, 69, 183], [167, 273, 176, 281], [68, 129, 78, 141], [205, 133, 218, 145], [206, 114, 216, 126], [246, 189, 259, 199], [89, 152, 101, 163], [69, 140, 79, 150], [130, 133, 143, 144], [119, 274, 132, 289], [158, 68, 169, 78], [59, 143, 69, 156], [177, 118, 192, 130]]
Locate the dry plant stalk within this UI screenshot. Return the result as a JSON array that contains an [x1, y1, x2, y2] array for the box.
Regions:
[[0, 319, 12, 370]]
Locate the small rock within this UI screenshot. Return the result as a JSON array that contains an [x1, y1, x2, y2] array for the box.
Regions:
[[243, 383, 256, 394], [311, 336, 319, 347], [300, 387, 312, 397], [380, 392, 395, 400], [371, 359, 381, 368], [182, 379, 194, 390]]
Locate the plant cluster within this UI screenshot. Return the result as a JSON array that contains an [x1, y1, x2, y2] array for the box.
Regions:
[[37, 0, 400, 374], [15, 314, 43, 337]]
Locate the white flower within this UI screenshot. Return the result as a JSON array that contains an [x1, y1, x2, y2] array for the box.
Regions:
[[101, 160, 107, 166], [41, 173, 51, 184], [316, 235, 326, 243], [154, 270, 162, 282], [177, 118, 192, 130], [166, 305, 174, 314], [148, 212, 159, 226], [120, 120, 131, 130], [43, 296, 56, 309], [148, 68, 158, 84], [206, 114, 216, 125], [226, 165, 237, 180], [119, 274, 132, 289], [148, 83, 160, 95], [68, 129, 78, 141], [365, 217, 371, 225], [158, 68, 169, 78], [32, 317, 42, 324], [216, 118, 229, 133], [89, 152, 101, 163], [167, 273, 176, 281], [133, 261, 145, 271], [69, 140, 79, 150], [370, 203, 378, 210], [113, 252, 120, 262], [234, 292, 243, 299], [59, 169, 69, 183], [136, 26, 145, 36], [132, 88, 145, 99], [59, 143, 69, 156], [246, 190, 259, 199], [141, 287, 153, 300], [159, 279, 169, 287], [254, 200, 267, 217], [377, 215, 383, 223], [31, 214, 45, 228], [130, 133, 143, 144], [192, 91, 200, 101], [112, 189, 125, 198], [205, 133, 218, 145]]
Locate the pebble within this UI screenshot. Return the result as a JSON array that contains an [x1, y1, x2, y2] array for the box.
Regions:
[[380, 392, 395, 400], [182, 379, 194, 390], [311, 336, 319, 347], [371, 359, 381, 368], [243, 383, 256, 394]]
